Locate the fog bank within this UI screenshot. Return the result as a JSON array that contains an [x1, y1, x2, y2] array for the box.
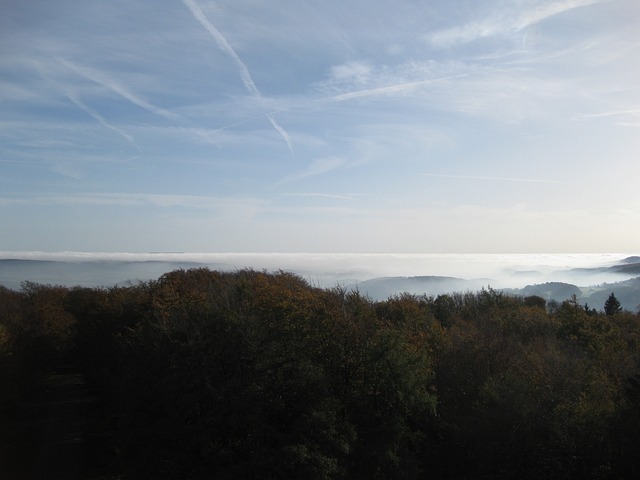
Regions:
[[1, 252, 638, 291]]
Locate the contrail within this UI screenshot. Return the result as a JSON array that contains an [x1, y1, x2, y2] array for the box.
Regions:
[[181, 0, 258, 95], [181, 0, 293, 154], [207, 74, 465, 135], [268, 117, 293, 153], [66, 92, 136, 145], [328, 73, 468, 103], [201, 72, 465, 144], [329, 79, 435, 102], [60, 59, 177, 120]]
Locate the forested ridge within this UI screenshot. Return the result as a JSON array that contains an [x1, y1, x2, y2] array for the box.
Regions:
[[1, 268, 640, 479]]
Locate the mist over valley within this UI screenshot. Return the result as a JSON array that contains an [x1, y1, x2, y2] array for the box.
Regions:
[[2, 252, 639, 310]]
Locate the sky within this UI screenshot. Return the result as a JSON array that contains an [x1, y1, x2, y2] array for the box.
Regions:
[[1, 0, 639, 253]]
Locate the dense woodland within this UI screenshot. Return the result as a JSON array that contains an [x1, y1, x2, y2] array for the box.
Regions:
[[1, 268, 640, 479]]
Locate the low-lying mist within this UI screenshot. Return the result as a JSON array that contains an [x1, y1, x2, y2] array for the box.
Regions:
[[1, 252, 637, 292]]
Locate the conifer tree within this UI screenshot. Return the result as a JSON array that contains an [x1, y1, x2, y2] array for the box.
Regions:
[[604, 292, 622, 315]]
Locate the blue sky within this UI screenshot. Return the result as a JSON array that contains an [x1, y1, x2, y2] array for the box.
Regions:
[[1, 0, 639, 253]]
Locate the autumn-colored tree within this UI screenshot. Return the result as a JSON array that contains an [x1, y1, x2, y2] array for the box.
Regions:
[[4, 270, 640, 479]]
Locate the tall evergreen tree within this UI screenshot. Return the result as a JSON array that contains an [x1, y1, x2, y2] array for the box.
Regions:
[[604, 292, 622, 315]]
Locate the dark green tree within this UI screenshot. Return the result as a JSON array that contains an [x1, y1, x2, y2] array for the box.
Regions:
[[604, 292, 622, 316]]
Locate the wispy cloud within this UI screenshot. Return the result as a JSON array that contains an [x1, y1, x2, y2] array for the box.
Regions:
[[423, 173, 567, 184], [328, 61, 374, 88], [313, 58, 479, 103], [281, 192, 365, 201], [128, 124, 238, 148], [514, 0, 607, 31], [59, 59, 177, 119], [576, 108, 640, 128], [274, 156, 346, 186], [0, 192, 265, 211], [427, 0, 607, 48], [181, 0, 293, 154], [579, 108, 640, 119]]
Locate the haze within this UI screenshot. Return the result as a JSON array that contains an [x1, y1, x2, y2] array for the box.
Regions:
[[1, 252, 637, 291]]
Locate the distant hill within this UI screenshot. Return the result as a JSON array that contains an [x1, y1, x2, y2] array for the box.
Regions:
[[352, 274, 640, 312], [2, 255, 639, 311], [506, 277, 640, 311], [565, 261, 640, 276], [579, 277, 640, 312], [511, 282, 582, 302], [350, 276, 490, 300], [620, 256, 640, 264]]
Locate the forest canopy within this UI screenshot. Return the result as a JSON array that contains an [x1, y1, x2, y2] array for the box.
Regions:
[[1, 268, 640, 479]]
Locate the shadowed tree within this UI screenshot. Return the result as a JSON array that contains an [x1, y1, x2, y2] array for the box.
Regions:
[[604, 293, 622, 316]]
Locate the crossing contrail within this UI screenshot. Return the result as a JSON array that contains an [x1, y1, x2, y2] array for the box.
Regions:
[[181, 0, 293, 154]]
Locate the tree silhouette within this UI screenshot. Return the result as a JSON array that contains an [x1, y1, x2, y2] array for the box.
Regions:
[[604, 292, 622, 315]]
